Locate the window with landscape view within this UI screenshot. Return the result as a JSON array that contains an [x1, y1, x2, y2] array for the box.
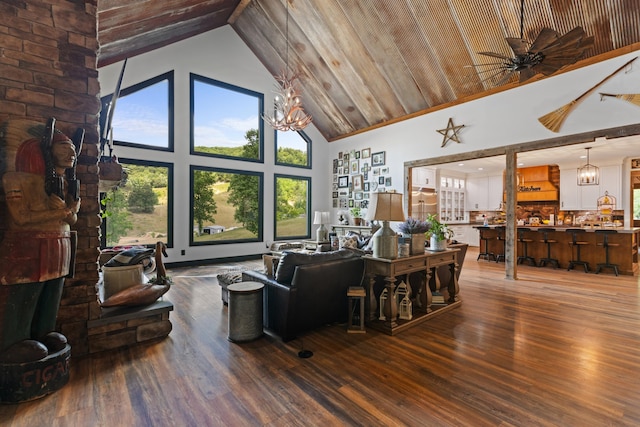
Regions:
[[274, 174, 311, 240], [102, 71, 174, 151], [101, 160, 173, 248], [190, 73, 264, 162], [190, 165, 263, 245], [275, 130, 311, 168]]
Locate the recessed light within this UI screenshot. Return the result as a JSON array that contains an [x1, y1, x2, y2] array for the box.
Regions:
[[458, 163, 464, 166], [478, 167, 484, 171]]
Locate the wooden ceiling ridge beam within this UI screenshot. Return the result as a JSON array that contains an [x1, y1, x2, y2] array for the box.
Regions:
[[228, 0, 251, 24]]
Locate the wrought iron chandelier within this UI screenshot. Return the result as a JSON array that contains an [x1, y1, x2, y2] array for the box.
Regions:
[[577, 147, 599, 186], [263, 0, 312, 132]]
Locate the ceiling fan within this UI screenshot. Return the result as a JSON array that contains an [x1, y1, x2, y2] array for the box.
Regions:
[[469, 0, 594, 86]]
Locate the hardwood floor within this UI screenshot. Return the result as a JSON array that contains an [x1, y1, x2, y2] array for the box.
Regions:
[[2, 249, 640, 426]]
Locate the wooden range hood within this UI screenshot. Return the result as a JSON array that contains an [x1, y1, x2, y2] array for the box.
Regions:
[[503, 165, 559, 202]]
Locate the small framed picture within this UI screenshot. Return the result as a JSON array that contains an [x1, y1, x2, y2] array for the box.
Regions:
[[381, 167, 389, 175], [385, 177, 392, 186], [333, 174, 338, 183], [343, 153, 350, 162], [350, 159, 359, 174], [333, 199, 338, 208], [378, 176, 385, 185], [349, 199, 354, 208], [332, 191, 338, 198], [338, 176, 349, 188], [355, 192, 363, 200], [355, 150, 361, 159], [372, 151, 385, 166], [353, 174, 363, 191], [363, 182, 370, 192], [362, 148, 371, 158], [338, 151, 343, 159], [373, 168, 380, 176]]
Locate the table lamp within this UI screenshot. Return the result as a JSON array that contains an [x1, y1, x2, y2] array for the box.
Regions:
[[366, 192, 405, 259], [313, 211, 330, 242]]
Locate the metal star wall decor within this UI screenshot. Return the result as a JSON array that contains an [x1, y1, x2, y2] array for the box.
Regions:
[[437, 118, 465, 147]]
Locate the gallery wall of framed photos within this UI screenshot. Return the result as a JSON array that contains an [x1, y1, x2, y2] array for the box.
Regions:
[[331, 148, 389, 214]]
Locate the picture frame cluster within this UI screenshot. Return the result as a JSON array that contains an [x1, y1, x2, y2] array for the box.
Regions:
[[332, 149, 388, 210]]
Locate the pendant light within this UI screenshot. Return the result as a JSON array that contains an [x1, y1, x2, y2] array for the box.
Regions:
[[577, 147, 599, 185], [263, 0, 312, 132]]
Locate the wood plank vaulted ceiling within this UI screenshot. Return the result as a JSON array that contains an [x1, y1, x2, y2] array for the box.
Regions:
[[97, 0, 640, 142]]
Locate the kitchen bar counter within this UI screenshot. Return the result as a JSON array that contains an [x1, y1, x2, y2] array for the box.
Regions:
[[475, 226, 639, 275]]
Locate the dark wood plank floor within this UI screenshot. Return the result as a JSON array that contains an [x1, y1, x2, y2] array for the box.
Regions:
[[2, 249, 640, 426]]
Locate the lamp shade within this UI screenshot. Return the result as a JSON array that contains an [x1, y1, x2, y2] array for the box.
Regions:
[[366, 192, 405, 222], [313, 211, 330, 224]]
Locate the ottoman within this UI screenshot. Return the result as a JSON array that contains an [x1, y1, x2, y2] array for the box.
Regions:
[[217, 271, 244, 305]]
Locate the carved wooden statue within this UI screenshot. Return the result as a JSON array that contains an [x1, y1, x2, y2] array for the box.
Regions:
[[0, 118, 83, 365]]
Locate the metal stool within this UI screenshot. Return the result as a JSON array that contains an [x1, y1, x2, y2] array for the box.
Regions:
[[477, 226, 496, 261], [516, 227, 536, 266], [595, 229, 619, 276], [538, 227, 559, 269], [347, 287, 366, 333], [495, 226, 506, 263], [567, 229, 590, 273]]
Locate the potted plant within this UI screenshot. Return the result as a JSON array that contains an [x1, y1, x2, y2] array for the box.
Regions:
[[425, 214, 454, 251], [398, 217, 430, 255], [350, 207, 362, 226]]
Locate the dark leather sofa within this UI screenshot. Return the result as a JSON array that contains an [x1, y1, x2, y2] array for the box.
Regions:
[[242, 249, 364, 342]]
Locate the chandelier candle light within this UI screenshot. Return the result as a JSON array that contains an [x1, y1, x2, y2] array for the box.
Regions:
[[313, 211, 330, 242], [366, 192, 405, 259], [263, 0, 312, 132]]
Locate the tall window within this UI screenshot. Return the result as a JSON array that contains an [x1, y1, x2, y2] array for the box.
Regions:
[[274, 175, 311, 240], [190, 166, 263, 245], [275, 130, 311, 168], [190, 73, 264, 162], [101, 160, 173, 248], [101, 71, 174, 151]]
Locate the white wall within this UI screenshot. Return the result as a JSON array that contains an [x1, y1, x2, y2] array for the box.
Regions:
[[99, 25, 640, 263]]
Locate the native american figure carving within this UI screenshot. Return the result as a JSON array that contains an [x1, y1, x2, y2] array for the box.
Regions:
[[0, 118, 83, 363]]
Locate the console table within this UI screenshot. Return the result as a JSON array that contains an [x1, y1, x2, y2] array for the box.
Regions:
[[362, 249, 461, 335]]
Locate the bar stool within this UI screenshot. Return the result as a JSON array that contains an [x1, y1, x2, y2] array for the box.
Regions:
[[567, 229, 590, 273], [595, 230, 619, 276], [476, 226, 496, 261], [538, 227, 559, 269], [495, 226, 506, 263], [516, 227, 536, 266]]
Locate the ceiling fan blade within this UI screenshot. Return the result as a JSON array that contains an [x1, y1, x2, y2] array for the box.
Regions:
[[478, 51, 512, 60], [518, 68, 537, 82], [506, 37, 528, 56], [529, 28, 559, 52]]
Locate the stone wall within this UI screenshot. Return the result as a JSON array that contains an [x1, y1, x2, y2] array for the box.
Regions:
[[0, 0, 101, 356]]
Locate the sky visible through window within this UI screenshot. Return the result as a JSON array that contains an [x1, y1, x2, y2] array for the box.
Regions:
[[112, 80, 169, 148]]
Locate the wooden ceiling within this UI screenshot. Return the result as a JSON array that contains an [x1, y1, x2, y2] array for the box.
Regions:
[[97, 0, 640, 142]]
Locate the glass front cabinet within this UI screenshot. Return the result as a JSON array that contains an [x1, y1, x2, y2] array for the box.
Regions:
[[439, 176, 467, 223]]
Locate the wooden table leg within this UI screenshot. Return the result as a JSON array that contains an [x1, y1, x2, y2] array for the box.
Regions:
[[423, 269, 433, 313], [365, 274, 377, 322], [447, 262, 459, 303], [382, 276, 398, 328]]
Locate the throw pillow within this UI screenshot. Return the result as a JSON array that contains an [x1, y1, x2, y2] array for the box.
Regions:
[[339, 235, 359, 249]]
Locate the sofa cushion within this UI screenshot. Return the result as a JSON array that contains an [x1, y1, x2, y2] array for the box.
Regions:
[[275, 249, 355, 284]]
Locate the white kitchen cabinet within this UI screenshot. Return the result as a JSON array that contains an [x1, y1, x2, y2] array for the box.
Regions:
[[599, 165, 621, 204], [466, 175, 502, 211], [560, 169, 580, 210], [466, 176, 488, 210], [412, 167, 436, 188], [487, 175, 504, 210], [439, 176, 467, 223]]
